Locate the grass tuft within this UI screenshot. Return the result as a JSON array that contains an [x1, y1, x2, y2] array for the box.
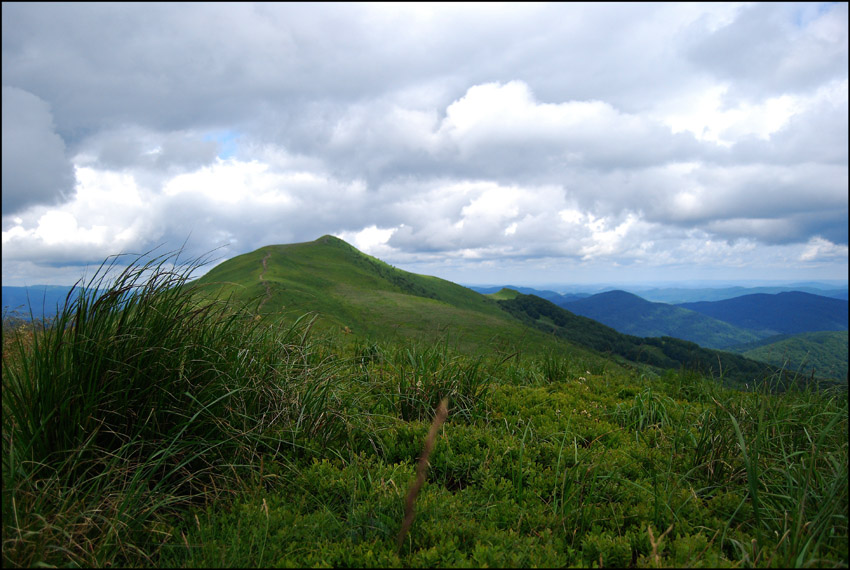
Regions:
[[2, 248, 351, 566]]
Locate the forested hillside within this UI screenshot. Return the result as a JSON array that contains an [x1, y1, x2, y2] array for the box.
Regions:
[[729, 330, 849, 381], [494, 291, 835, 390]]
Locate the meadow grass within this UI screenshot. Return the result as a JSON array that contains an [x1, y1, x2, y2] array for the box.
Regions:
[[2, 250, 355, 566], [2, 251, 847, 567]]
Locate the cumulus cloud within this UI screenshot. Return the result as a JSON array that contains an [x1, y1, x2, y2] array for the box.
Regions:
[[728, 79, 849, 165], [686, 2, 848, 101], [2, 166, 158, 264], [1, 87, 75, 214], [1, 3, 847, 286], [78, 127, 220, 174]]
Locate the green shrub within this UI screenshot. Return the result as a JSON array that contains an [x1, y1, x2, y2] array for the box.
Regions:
[[581, 531, 632, 567]]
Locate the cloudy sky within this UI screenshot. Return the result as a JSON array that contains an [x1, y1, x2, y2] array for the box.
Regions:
[[2, 2, 848, 288]]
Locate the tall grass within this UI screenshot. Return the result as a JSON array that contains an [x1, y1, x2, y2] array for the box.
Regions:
[[614, 385, 677, 436], [382, 339, 489, 423], [678, 372, 849, 567], [2, 249, 349, 567]]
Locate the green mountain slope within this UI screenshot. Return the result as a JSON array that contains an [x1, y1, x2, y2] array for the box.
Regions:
[[561, 290, 765, 349], [192, 236, 833, 390], [193, 236, 601, 360], [728, 330, 849, 381], [471, 285, 589, 304]]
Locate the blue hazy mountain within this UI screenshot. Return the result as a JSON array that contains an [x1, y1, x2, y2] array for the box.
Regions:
[[2, 285, 79, 321], [636, 285, 848, 303], [559, 290, 765, 349], [677, 291, 848, 336]]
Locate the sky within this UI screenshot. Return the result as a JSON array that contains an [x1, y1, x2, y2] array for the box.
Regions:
[[2, 2, 848, 288]]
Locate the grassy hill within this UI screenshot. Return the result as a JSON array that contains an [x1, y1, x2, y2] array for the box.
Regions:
[[677, 291, 848, 336], [3, 243, 848, 568], [194, 236, 798, 388], [193, 236, 609, 362], [469, 285, 590, 304], [728, 330, 849, 382], [559, 290, 765, 349], [485, 287, 523, 301]]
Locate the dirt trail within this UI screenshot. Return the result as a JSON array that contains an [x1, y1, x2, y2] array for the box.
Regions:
[[257, 252, 272, 313]]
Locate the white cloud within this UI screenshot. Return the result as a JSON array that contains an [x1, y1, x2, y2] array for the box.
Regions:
[[3, 167, 152, 263], [434, 80, 694, 170], [800, 236, 849, 262], [658, 86, 803, 146], [334, 225, 398, 258], [1, 3, 846, 286], [162, 159, 289, 205], [686, 2, 848, 99]]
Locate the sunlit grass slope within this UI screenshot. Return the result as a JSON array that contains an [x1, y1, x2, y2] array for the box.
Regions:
[[194, 235, 593, 356], [487, 287, 523, 301]]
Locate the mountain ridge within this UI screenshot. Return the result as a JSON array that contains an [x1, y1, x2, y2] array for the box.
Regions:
[[192, 235, 568, 354], [6, 237, 843, 387], [678, 291, 848, 335], [559, 290, 766, 349], [192, 236, 830, 388]]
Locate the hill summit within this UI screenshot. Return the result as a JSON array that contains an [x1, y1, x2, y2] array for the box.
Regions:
[[193, 236, 831, 388], [193, 235, 531, 348]]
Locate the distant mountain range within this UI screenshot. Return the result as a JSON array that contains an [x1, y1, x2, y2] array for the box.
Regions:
[[557, 290, 762, 350], [494, 292, 784, 388], [632, 285, 848, 303], [2, 285, 81, 320], [474, 285, 847, 381], [677, 292, 848, 336], [469, 283, 848, 303], [551, 289, 848, 347]]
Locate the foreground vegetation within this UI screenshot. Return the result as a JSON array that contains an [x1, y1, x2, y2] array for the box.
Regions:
[[2, 251, 847, 567]]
